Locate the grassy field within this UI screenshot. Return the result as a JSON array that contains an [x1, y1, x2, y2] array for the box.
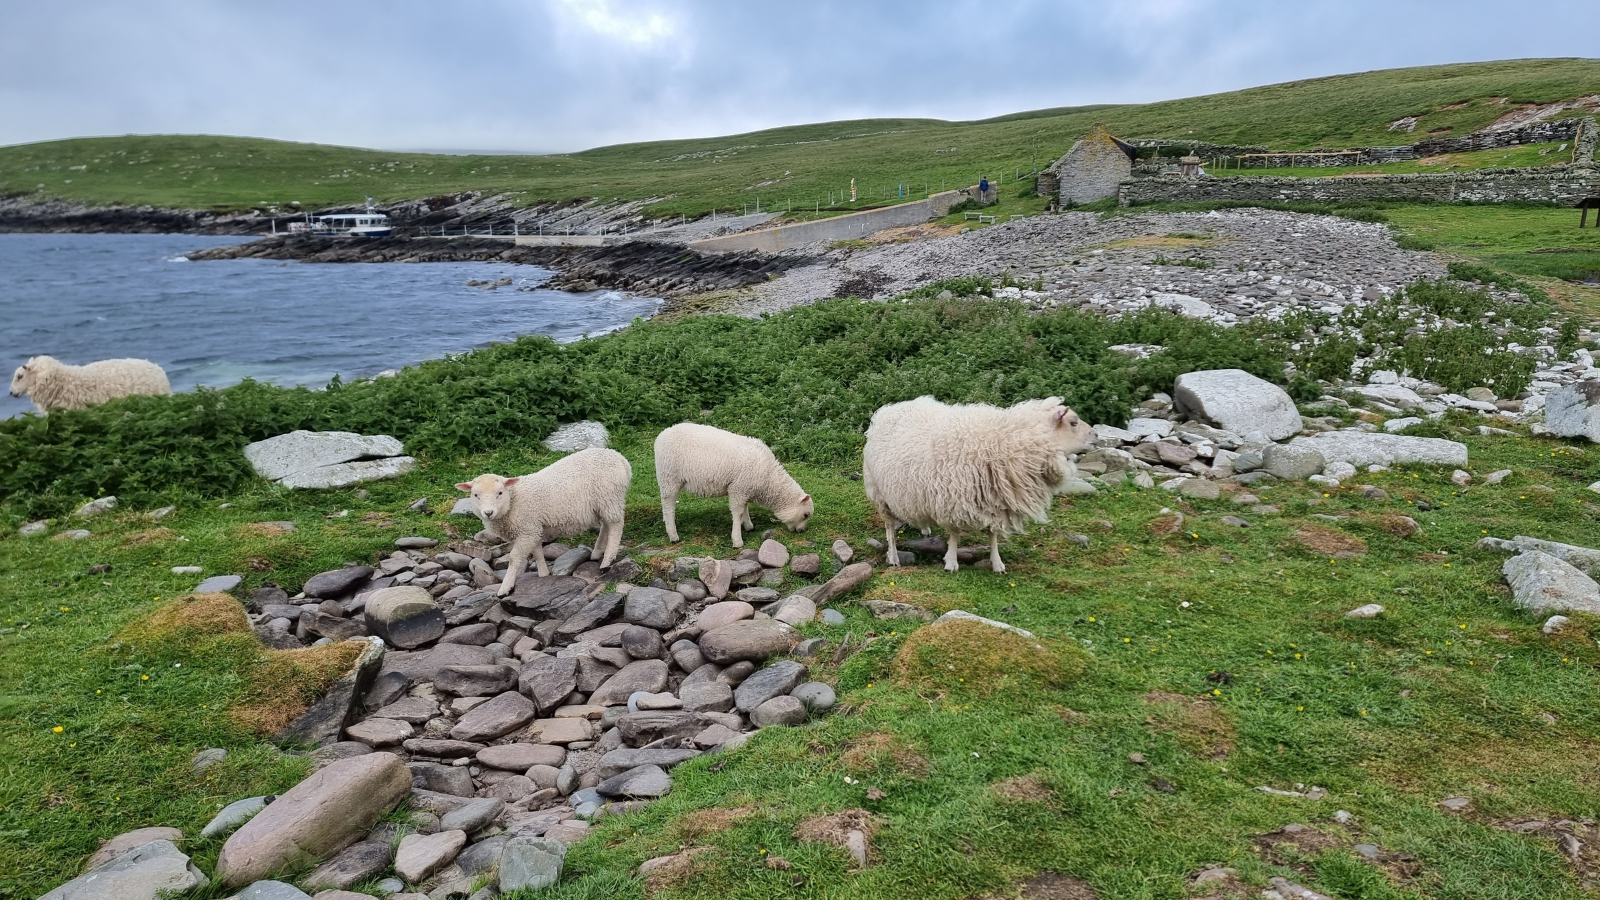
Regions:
[[2, 59, 1597, 217], [3, 284, 1600, 898], [5, 420, 1600, 900]]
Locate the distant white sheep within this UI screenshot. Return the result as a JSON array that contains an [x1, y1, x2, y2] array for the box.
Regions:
[[863, 396, 1093, 573], [456, 447, 632, 596], [9, 355, 170, 413], [655, 422, 813, 548]]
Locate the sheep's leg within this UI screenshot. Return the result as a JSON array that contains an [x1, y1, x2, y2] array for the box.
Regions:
[[943, 530, 961, 573], [884, 522, 901, 567], [741, 503, 755, 531], [531, 531, 550, 578], [661, 482, 681, 543], [499, 535, 539, 596], [989, 530, 1006, 574], [728, 492, 749, 548], [599, 515, 624, 568], [593, 521, 610, 561]]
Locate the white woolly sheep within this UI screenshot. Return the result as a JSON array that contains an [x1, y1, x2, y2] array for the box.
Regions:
[[862, 396, 1093, 573], [9, 355, 170, 413], [655, 422, 813, 548], [456, 447, 633, 596]]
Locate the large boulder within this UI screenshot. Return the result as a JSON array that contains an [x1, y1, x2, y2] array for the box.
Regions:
[[1287, 432, 1467, 468], [1173, 369, 1303, 441], [1544, 382, 1600, 442], [1507, 536, 1600, 576], [1503, 551, 1600, 615], [364, 587, 444, 649], [275, 637, 385, 748], [215, 752, 411, 886], [700, 619, 798, 664], [499, 836, 567, 893], [245, 430, 415, 490], [623, 587, 686, 630], [41, 840, 208, 900], [543, 421, 609, 452]]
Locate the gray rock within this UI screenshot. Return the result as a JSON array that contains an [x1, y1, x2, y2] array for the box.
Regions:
[[73, 496, 118, 517], [555, 592, 625, 638], [1345, 604, 1385, 618], [624, 587, 686, 630], [519, 656, 580, 714], [477, 743, 566, 770], [543, 421, 609, 452], [41, 840, 208, 899], [396, 536, 438, 549], [821, 608, 846, 626], [865, 599, 932, 621], [596, 747, 701, 778], [201, 795, 272, 839], [84, 828, 186, 871], [1173, 370, 1301, 441], [345, 718, 413, 748], [734, 660, 809, 711], [1543, 615, 1572, 634], [698, 558, 734, 599], [751, 695, 808, 727], [394, 829, 467, 883], [303, 566, 375, 599], [1262, 443, 1326, 481], [501, 576, 591, 616], [234, 880, 313, 900], [439, 622, 498, 646], [676, 578, 708, 602], [757, 539, 790, 568], [364, 586, 445, 649], [1288, 432, 1468, 468], [771, 595, 816, 626], [1544, 382, 1600, 442], [595, 764, 672, 799], [790, 682, 837, 712], [1504, 551, 1600, 615], [449, 691, 538, 742], [680, 681, 735, 713], [192, 747, 228, 771], [454, 835, 509, 876], [195, 575, 242, 594], [301, 839, 393, 891], [549, 546, 592, 578], [699, 618, 798, 664], [439, 798, 506, 834], [810, 562, 873, 605], [56, 529, 92, 540], [499, 836, 567, 893], [1506, 535, 1600, 576], [20, 519, 49, 536], [275, 637, 387, 749], [620, 625, 664, 660], [245, 430, 412, 489], [589, 660, 670, 707], [832, 540, 855, 564]]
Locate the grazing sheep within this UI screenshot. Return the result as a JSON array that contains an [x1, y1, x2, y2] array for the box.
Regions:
[[9, 355, 170, 413], [863, 396, 1093, 573], [655, 422, 813, 548], [456, 447, 632, 596]]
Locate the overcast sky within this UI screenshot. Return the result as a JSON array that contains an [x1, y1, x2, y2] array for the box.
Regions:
[[2, 1, 1596, 154]]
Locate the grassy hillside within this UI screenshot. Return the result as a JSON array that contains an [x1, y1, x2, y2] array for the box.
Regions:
[[5, 289, 1600, 899], [2, 59, 1596, 217]]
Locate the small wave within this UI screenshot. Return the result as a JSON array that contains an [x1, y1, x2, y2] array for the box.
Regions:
[[166, 256, 190, 262]]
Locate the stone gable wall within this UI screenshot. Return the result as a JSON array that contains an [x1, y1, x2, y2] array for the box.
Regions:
[[1058, 126, 1133, 205]]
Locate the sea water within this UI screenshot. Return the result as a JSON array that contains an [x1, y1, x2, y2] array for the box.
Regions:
[[0, 233, 658, 418]]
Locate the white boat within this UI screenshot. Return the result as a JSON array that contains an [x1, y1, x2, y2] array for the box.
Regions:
[[308, 210, 392, 238]]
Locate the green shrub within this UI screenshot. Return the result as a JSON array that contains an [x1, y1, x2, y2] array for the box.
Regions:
[[1394, 232, 1437, 251]]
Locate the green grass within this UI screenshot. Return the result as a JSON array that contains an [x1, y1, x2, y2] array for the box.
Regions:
[[7, 425, 1600, 899], [1386, 205, 1600, 288], [3, 59, 1597, 216]]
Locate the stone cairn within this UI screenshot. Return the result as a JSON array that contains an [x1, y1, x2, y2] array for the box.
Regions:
[[53, 528, 873, 899]]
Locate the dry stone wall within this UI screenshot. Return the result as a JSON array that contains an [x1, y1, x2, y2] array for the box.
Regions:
[[1118, 167, 1600, 206]]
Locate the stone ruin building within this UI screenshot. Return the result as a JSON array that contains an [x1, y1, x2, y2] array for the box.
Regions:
[[1037, 124, 1138, 206]]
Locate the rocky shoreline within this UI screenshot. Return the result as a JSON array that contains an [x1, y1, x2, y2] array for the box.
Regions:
[[185, 235, 813, 298]]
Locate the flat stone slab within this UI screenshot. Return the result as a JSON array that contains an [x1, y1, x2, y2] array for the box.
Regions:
[[1288, 432, 1467, 468], [85, 827, 185, 871], [245, 430, 403, 480], [195, 575, 242, 594], [1174, 369, 1302, 441], [1504, 550, 1600, 615], [41, 840, 208, 900]]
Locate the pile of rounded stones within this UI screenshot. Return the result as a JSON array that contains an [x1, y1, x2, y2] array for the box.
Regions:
[[182, 533, 873, 897]]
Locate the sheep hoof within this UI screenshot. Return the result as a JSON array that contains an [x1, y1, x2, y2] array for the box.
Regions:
[[944, 563, 958, 573]]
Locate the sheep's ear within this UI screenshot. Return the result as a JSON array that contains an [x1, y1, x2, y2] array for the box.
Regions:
[[503, 477, 520, 487], [455, 482, 474, 492], [1053, 407, 1069, 427], [801, 494, 810, 502]]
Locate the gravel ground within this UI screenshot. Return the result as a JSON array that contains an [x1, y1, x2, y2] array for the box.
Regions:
[[739, 209, 1448, 321]]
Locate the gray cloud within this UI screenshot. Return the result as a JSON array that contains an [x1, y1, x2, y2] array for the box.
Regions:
[[2, 0, 1596, 152]]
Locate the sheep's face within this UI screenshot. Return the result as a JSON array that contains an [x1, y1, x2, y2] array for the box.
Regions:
[[779, 494, 814, 532], [8, 362, 32, 398], [456, 474, 520, 521]]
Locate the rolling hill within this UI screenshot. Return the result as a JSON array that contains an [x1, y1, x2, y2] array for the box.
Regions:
[[1, 58, 1597, 218]]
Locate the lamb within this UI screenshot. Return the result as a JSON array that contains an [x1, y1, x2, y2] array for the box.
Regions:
[[655, 422, 813, 548], [863, 395, 1093, 573], [456, 447, 632, 596], [9, 355, 170, 413]]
